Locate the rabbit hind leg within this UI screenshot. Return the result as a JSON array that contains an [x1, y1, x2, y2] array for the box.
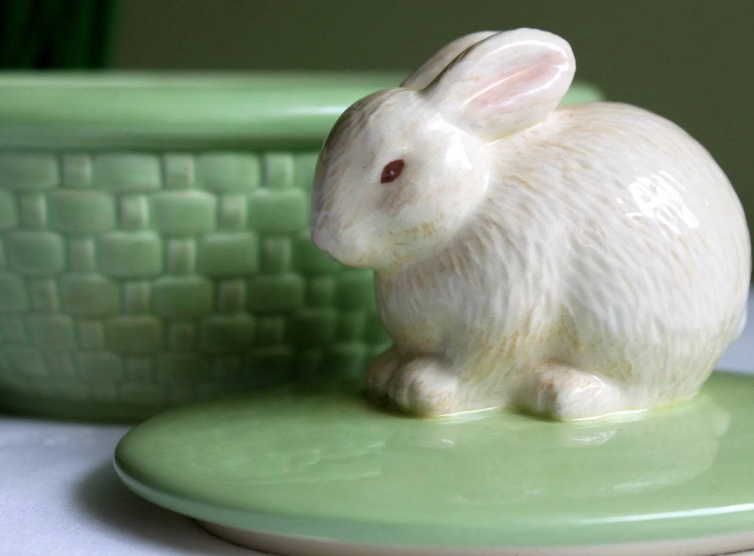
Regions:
[[521, 361, 628, 420]]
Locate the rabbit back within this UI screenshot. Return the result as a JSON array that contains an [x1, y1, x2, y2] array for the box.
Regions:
[[482, 101, 750, 399], [376, 101, 749, 409]]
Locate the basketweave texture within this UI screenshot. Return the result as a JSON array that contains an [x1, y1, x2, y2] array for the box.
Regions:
[[0, 151, 390, 419]]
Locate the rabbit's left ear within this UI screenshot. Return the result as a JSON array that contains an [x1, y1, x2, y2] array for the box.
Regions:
[[402, 31, 498, 90], [424, 28, 575, 140]]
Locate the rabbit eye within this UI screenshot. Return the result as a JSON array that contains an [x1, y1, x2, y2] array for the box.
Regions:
[[380, 159, 405, 183]]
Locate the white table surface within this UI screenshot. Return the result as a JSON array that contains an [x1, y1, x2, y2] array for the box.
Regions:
[[2, 295, 754, 556]]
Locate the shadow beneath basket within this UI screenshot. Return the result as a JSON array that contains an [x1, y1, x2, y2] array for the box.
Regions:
[[74, 461, 254, 555]]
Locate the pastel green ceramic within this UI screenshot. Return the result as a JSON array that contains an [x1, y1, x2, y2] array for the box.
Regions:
[[115, 371, 754, 552], [0, 75, 603, 421]]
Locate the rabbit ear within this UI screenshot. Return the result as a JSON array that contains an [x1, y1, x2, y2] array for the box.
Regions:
[[402, 31, 498, 90], [424, 28, 575, 140]]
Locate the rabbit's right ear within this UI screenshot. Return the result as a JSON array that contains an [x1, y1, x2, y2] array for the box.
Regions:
[[401, 31, 498, 90], [424, 28, 575, 141]]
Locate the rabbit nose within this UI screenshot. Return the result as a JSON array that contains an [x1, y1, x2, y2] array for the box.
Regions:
[[311, 215, 336, 254], [312, 216, 355, 264], [311, 225, 326, 251]]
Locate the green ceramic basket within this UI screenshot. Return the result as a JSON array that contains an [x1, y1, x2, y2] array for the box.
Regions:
[[0, 73, 603, 421]]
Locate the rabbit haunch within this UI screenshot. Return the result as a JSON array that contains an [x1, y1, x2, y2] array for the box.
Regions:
[[310, 28, 750, 419]]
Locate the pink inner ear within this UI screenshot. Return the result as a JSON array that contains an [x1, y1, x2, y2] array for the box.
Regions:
[[466, 50, 566, 113]]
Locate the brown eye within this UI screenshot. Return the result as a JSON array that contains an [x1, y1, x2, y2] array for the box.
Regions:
[[380, 159, 405, 184]]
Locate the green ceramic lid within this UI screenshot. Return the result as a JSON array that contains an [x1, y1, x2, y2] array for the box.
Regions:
[[0, 74, 602, 149], [115, 371, 754, 552]]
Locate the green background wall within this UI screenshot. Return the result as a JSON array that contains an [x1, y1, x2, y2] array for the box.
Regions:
[[113, 0, 754, 257]]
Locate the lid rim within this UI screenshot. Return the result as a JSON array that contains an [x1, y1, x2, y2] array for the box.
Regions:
[[0, 74, 601, 149]]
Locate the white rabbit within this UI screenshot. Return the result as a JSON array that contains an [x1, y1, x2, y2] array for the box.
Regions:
[[311, 28, 751, 420]]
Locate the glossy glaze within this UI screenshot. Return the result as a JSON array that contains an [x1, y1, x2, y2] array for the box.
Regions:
[[310, 29, 751, 419], [0, 73, 401, 149], [115, 372, 754, 551]]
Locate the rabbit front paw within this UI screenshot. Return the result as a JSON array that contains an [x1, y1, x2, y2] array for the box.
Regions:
[[366, 345, 402, 403], [388, 356, 460, 416], [523, 362, 627, 420]]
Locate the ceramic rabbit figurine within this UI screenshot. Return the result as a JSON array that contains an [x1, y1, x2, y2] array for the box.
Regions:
[[311, 28, 751, 420]]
